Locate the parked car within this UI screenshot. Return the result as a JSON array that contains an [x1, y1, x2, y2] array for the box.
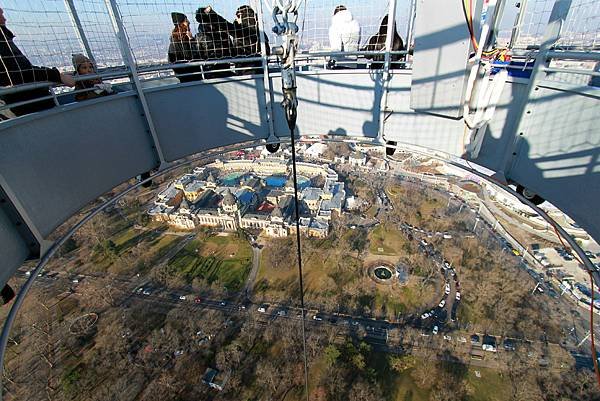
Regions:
[[194, 296, 202, 304], [421, 312, 431, 320], [455, 292, 461, 301], [471, 334, 480, 345], [438, 300, 446, 308], [179, 295, 186, 301], [313, 313, 323, 321], [445, 283, 451, 295], [432, 326, 439, 335], [277, 309, 287, 317], [503, 338, 516, 351]]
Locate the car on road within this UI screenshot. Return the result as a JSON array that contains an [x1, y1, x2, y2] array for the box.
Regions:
[[313, 313, 323, 321], [421, 312, 431, 320], [258, 304, 268, 313], [194, 296, 202, 304], [438, 300, 446, 308], [584, 251, 596, 259], [455, 292, 461, 301], [432, 326, 439, 335]]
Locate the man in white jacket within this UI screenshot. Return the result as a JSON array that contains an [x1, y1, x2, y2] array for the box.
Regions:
[[328, 5, 361, 68]]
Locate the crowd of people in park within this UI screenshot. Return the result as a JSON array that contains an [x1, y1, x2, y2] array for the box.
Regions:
[[0, 4, 405, 118]]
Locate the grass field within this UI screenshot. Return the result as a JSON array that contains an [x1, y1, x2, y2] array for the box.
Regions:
[[368, 224, 407, 256], [464, 366, 512, 401], [167, 235, 252, 291]]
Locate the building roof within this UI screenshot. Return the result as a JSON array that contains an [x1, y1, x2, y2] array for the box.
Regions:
[[310, 218, 329, 230], [256, 200, 275, 213], [271, 205, 283, 218], [180, 198, 190, 210], [266, 189, 284, 199], [157, 184, 178, 200], [195, 189, 221, 209], [222, 189, 237, 206], [243, 177, 262, 189], [302, 187, 323, 201], [235, 188, 255, 205], [184, 180, 205, 193]]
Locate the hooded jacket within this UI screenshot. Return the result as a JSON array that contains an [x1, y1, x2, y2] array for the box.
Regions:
[[328, 9, 361, 52], [363, 15, 405, 69], [195, 8, 235, 60], [0, 25, 61, 116], [198, 6, 269, 58]]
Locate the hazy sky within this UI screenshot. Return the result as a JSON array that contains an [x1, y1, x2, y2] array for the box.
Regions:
[[1, 0, 595, 69]]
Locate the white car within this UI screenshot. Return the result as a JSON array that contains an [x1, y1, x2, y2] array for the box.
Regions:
[[179, 295, 186, 301], [432, 326, 439, 335], [438, 300, 446, 308], [258, 304, 268, 313], [445, 283, 451, 295], [443, 261, 451, 270], [443, 334, 452, 341], [142, 289, 151, 295], [420, 312, 430, 320], [455, 292, 461, 301]]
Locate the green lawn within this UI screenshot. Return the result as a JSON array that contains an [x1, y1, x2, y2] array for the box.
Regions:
[[167, 236, 252, 291], [465, 367, 512, 401], [368, 224, 406, 256]]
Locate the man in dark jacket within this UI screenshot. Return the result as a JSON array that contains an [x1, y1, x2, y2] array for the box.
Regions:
[[0, 7, 74, 117], [195, 6, 235, 79], [197, 6, 269, 76]]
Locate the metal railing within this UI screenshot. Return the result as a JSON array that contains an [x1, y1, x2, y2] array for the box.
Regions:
[[0, 0, 598, 117]]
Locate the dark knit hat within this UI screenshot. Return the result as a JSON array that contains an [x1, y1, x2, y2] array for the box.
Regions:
[[171, 12, 187, 25], [334, 5, 347, 15]]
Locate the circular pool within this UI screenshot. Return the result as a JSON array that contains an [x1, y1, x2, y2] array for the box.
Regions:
[[374, 266, 393, 280]]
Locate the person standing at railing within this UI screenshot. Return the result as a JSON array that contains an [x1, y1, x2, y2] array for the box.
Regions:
[[168, 12, 204, 82], [72, 54, 113, 101], [195, 6, 235, 79], [328, 5, 361, 69], [362, 15, 405, 70], [198, 5, 269, 76], [0, 7, 75, 117]]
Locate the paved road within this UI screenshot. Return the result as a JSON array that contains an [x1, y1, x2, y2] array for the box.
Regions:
[[243, 245, 262, 299]]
